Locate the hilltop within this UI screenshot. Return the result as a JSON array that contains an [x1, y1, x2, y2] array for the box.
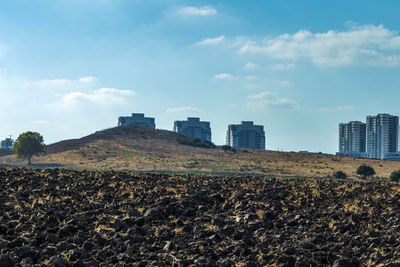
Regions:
[[45, 126, 185, 154], [1, 126, 400, 178]]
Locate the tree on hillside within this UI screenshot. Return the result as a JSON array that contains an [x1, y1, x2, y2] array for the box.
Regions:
[[390, 170, 400, 183], [221, 145, 236, 153], [356, 164, 375, 179], [13, 131, 46, 165]]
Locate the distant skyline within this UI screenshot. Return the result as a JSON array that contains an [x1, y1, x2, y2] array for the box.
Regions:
[[1, 0, 400, 153]]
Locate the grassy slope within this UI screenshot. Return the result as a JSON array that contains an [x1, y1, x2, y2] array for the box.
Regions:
[[1, 126, 400, 178]]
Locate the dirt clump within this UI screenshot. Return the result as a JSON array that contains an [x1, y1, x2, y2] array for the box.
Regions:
[[1, 168, 400, 266]]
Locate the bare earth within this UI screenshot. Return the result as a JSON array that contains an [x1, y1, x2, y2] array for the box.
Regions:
[[1, 168, 400, 266]]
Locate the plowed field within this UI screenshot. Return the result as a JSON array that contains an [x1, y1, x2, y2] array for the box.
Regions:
[[1, 168, 400, 266]]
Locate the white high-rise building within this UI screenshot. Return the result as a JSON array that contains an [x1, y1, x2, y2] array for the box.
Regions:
[[366, 113, 399, 159], [118, 113, 155, 128], [173, 117, 211, 142], [337, 121, 366, 158], [398, 125, 400, 151], [226, 121, 265, 150]]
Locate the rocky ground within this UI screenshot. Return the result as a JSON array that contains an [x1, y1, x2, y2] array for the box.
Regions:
[[1, 168, 400, 266]]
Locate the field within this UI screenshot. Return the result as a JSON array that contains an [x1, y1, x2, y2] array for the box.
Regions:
[[1, 168, 400, 266], [1, 126, 400, 179]]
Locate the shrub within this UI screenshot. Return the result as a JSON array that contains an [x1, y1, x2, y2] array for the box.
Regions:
[[221, 145, 236, 153], [176, 137, 216, 149], [333, 171, 347, 179], [221, 145, 231, 152], [356, 164, 375, 179], [390, 170, 400, 183]]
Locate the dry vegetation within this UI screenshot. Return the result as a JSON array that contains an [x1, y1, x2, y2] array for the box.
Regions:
[[1, 126, 400, 178]]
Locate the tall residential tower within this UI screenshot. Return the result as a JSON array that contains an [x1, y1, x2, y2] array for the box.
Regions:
[[226, 121, 265, 150], [366, 113, 399, 159], [118, 113, 156, 128], [337, 121, 366, 157], [173, 117, 211, 142]]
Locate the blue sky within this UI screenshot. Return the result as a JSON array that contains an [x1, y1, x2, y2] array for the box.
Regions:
[[1, 0, 400, 153]]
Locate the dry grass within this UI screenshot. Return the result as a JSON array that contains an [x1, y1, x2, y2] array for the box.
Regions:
[[256, 209, 265, 220], [343, 201, 362, 213], [173, 227, 184, 235], [2, 132, 400, 178], [94, 224, 114, 233]]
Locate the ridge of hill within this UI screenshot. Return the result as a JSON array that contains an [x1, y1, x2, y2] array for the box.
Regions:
[[46, 126, 186, 154]]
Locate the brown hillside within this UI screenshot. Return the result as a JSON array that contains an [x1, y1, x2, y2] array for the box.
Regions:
[[1, 126, 400, 178], [46, 126, 185, 154]]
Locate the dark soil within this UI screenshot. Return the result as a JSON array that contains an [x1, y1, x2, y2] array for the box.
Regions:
[[1, 168, 400, 266]]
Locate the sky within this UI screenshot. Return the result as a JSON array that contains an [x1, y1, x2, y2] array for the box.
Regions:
[[1, 0, 400, 153]]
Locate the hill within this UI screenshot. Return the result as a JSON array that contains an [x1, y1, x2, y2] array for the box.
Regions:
[[1, 126, 400, 178], [45, 126, 185, 154]]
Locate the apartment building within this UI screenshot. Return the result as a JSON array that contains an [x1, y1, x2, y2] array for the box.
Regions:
[[226, 121, 265, 150], [118, 113, 155, 129], [366, 113, 399, 159], [173, 117, 211, 142], [337, 121, 367, 158]]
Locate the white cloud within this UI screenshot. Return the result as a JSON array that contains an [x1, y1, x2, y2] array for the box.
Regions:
[[213, 73, 237, 80], [79, 76, 98, 83], [245, 62, 259, 70], [269, 63, 295, 70], [319, 105, 356, 112], [34, 78, 70, 86], [177, 6, 217, 16], [52, 88, 135, 108], [166, 106, 203, 114], [240, 24, 400, 67], [197, 35, 225, 46], [29, 76, 98, 90], [246, 91, 298, 110]]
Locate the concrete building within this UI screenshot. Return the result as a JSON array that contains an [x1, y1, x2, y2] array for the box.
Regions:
[[383, 152, 400, 161], [366, 113, 399, 159], [337, 121, 367, 158], [1, 137, 13, 149], [226, 121, 265, 150], [398, 125, 400, 152], [173, 117, 211, 142], [118, 113, 155, 129]]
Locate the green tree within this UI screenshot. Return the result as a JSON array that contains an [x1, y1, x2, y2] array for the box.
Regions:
[[221, 145, 236, 153], [221, 145, 232, 152], [390, 170, 400, 183], [333, 170, 347, 179], [13, 131, 46, 165], [356, 164, 375, 179]]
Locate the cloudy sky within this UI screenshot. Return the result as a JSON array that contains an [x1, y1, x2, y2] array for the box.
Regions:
[[1, 0, 400, 153]]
